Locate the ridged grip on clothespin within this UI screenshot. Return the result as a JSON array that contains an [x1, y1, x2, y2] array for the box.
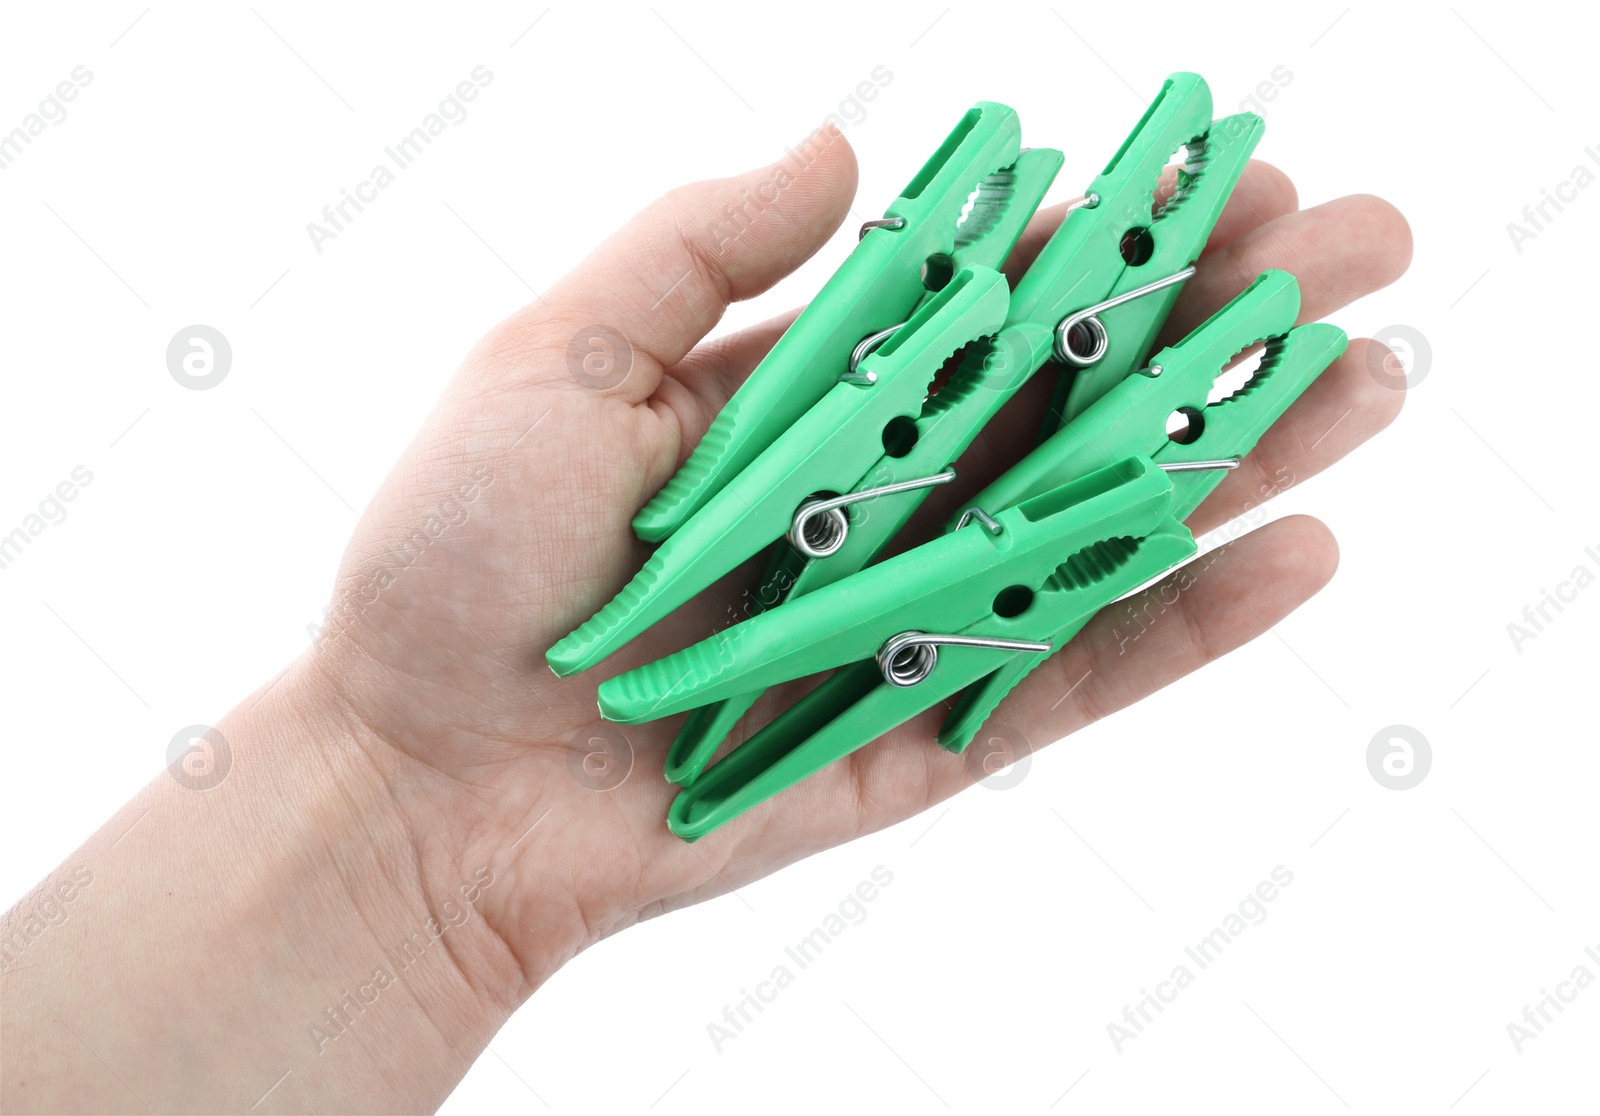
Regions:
[[548, 266, 1011, 676]]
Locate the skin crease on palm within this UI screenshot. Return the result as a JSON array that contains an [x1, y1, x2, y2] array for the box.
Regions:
[[4, 123, 1411, 1112]]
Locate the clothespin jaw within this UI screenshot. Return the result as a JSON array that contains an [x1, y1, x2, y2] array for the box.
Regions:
[[547, 265, 1011, 676], [932, 275, 1350, 753], [1150, 320, 1348, 513], [1033, 98, 1267, 437], [598, 456, 1178, 722], [630, 103, 1051, 544], [1004, 74, 1210, 330]]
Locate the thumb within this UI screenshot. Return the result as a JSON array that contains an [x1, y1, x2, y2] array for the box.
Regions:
[[490, 122, 858, 402]]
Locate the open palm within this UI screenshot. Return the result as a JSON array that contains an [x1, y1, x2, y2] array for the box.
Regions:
[[300, 126, 1410, 998]]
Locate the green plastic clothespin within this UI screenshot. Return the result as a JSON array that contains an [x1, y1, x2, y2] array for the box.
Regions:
[[661, 74, 1265, 784], [1039, 80, 1267, 434], [630, 102, 1050, 544]]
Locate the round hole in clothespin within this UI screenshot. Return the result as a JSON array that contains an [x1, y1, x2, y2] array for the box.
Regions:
[[921, 253, 955, 291], [1120, 227, 1155, 267], [1166, 406, 1206, 446], [992, 585, 1035, 618], [880, 416, 920, 458]]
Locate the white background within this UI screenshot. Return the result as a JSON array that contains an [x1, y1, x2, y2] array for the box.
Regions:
[[1, 2, 1595, 1113]]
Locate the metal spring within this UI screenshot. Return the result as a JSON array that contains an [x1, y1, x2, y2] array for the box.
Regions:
[[795, 505, 849, 557], [788, 469, 957, 559], [1053, 265, 1197, 367], [876, 631, 1053, 688]]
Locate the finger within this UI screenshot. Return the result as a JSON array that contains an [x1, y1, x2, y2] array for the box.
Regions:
[[1002, 159, 1299, 282], [889, 170, 1312, 524], [483, 125, 858, 400], [1158, 194, 1412, 346], [1199, 160, 1299, 253], [1184, 339, 1404, 537], [992, 513, 1338, 749]]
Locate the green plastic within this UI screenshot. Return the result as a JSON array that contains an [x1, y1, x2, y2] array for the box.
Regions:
[[630, 103, 1035, 544], [1043, 106, 1266, 435], [936, 272, 1348, 750], [975, 269, 1301, 514], [600, 456, 1181, 722], [547, 265, 1011, 676], [661, 75, 1261, 784]]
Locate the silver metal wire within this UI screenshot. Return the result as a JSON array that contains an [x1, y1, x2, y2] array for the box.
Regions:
[[955, 506, 1003, 535], [1158, 458, 1241, 473], [846, 323, 905, 381], [859, 217, 907, 241]]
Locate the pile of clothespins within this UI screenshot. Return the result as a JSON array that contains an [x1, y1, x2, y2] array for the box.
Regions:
[[547, 73, 1346, 840]]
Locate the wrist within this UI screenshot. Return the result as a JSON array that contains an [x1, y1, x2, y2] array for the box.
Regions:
[[154, 659, 522, 1110], [233, 654, 532, 1015], [3, 654, 528, 1113]]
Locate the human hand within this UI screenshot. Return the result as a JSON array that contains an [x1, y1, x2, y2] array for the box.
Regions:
[[1, 120, 1412, 1114], [298, 122, 1412, 1009]]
